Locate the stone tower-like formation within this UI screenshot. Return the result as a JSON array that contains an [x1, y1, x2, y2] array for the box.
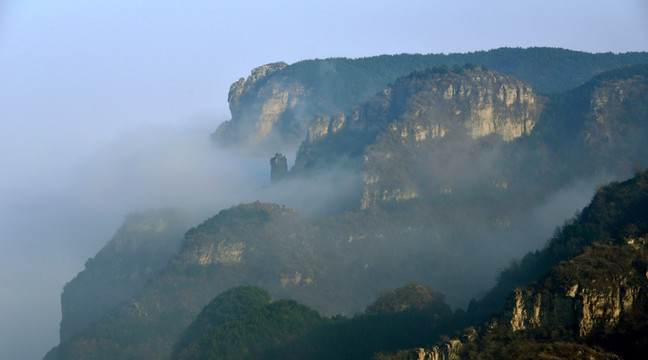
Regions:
[[270, 153, 288, 184]]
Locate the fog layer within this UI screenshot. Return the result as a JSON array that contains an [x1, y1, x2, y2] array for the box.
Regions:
[[0, 122, 270, 360], [2, 2, 646, 358]]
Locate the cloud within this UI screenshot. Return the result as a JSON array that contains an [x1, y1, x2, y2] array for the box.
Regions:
[[254, 157, 364, 217], [70, 125, 266, 213], [0, 123, 271, 360]]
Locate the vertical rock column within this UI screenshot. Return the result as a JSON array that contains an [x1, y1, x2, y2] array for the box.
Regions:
[[270, 153, 288, 184]]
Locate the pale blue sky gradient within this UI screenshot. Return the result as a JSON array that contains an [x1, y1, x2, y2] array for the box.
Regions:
[[1, 1, 647, 359]]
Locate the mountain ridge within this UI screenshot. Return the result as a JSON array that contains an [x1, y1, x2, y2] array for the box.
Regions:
[[45, 49, 648, 360], [213, 48, 648, 155]]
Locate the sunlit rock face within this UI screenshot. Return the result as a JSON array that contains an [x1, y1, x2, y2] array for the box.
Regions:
[[504, 238, 648, 337], [213, 62, 309, 154], [408, 340, 464, 360], [227, 63, 289, 110], [358, 70, 544, 208], [292, 68, 544, 208], [357, 70, 541, 143], [508, 284, 644, 336], [183, 240, 246, 265]]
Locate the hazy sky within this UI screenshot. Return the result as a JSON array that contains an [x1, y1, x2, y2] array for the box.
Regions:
[[1, 1, 647, 359]]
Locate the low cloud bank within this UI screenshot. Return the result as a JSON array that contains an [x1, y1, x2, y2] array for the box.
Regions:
[[0, 124, 270, 360]]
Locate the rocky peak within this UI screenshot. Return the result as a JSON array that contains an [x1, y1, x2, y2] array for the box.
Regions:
[[227, 62, 287, 111], [214, 61, 309, 153]]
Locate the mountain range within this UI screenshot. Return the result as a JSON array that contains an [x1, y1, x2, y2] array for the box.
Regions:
[[44, 47, 648, 360]]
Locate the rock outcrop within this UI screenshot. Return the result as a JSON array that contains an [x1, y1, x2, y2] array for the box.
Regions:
[[293, 68, 545, 208], [270, 152, 288, 184], [213, 62, 305, 150], [504, 238, 648, 337], [358, 69, 544, 208], [213, 62, 309, 153]]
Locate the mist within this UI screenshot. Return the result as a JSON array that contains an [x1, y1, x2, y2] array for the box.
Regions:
[[2, 1, 646, 359], [0, 121, 274, 360], [0, 116, 617, 360], [0, 96, 629, 360], [255, 159, 364, 217], [0, 110, 368, 359]]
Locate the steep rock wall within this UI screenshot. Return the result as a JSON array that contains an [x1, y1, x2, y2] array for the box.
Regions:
[[504, 239, 648, 337], [213, 62, 309, 152], [340, 69, 544, 208]]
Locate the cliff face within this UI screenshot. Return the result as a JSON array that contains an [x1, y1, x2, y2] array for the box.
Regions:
[[297, 68, 543, 151], [213, 62, 309, 152], [293, 68, 544, 208], [359, 69, 543, 208], [227, 62, 289, 111], [356, 69, 541, 142], [505, 239, 648, 337], [583, 75, 648, 148], [212, 49, 648, 155], [578, 73, 648, 178]]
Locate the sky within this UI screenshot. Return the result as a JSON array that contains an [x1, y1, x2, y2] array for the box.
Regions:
[[0, 1, 647, 359]]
